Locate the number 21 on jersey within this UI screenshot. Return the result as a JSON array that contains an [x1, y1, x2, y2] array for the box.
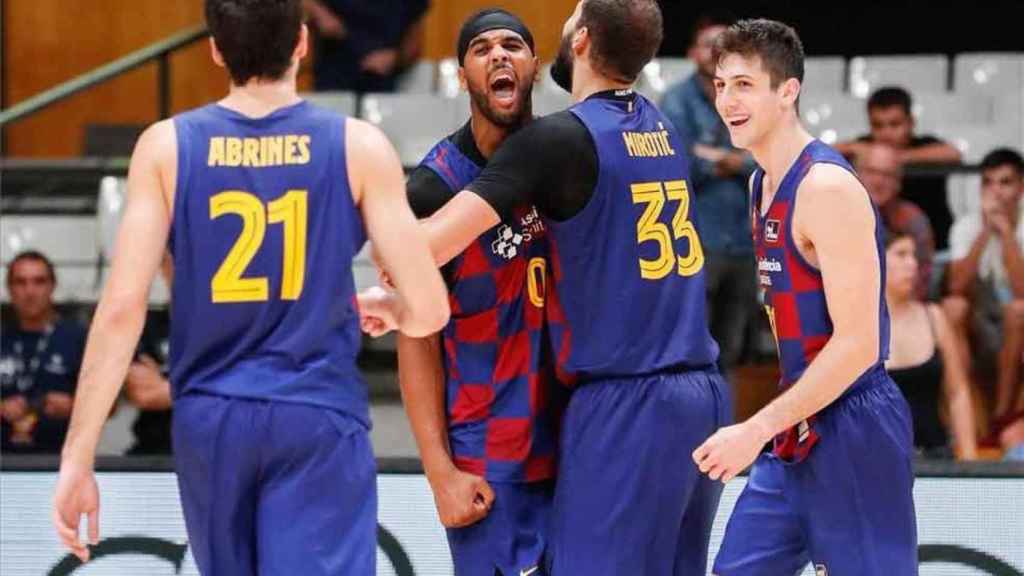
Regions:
[[631, 179, 704, 280], [209, 189, 308, 303]]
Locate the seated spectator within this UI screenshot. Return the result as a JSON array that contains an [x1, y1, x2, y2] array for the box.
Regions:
[[0, 251, 86, 453], [857, 143, 935, 299], [305, 0, 430, 93], [885, 232, 977, 459], [836, 86, 962, 249], [942, 148, 1024, 426], [660, 11, 758, 375]]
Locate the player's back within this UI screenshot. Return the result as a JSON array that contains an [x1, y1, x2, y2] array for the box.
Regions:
[[545, 92, 719, 379], [168, 101, 368, 424]]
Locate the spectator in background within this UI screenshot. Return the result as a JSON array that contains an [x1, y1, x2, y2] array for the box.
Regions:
[[305, 0, 430, 93], [660, 11, 758, 374], [885, 232, 977, 460], [836, 86, 962, 250], [943, 148, 1024, 427], [0, 251, 86, 453], [856, 143, 935, 299]]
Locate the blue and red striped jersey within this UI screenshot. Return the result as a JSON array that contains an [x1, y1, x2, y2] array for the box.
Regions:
[[752, 139, 890, 460], [419, 137, 563, 483]]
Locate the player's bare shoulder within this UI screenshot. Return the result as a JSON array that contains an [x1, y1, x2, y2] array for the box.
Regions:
[[344, 116, 402, 205], [131, 119, 178, 211]]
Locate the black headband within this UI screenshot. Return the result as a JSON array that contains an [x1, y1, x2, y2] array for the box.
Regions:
[[457, 9, 534, 65]]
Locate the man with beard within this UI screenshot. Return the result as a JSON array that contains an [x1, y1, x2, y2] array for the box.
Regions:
[[370, 1, 731, 573], [398, 10, 565, 575]]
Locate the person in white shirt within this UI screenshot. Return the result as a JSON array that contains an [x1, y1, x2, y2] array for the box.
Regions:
[[943, 148, 1024, 428]]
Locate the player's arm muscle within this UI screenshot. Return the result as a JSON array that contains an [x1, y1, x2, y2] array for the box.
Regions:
[[349, 119, 449, 337], [750, 165, 881, 437], [420, 191, 502, 266], [62, 120, 176, 466], [397, 333, 453, 475]]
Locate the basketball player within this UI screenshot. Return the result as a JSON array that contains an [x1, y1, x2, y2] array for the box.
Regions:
[[691, 19, 918, 575], [397, 9, 565, 575], [368, 1, 732, 572], [52, 1, 448, 573]]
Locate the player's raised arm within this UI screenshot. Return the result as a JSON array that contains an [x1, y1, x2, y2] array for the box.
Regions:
[[348, 119, 449, 337], [54, 120, 176, 561]]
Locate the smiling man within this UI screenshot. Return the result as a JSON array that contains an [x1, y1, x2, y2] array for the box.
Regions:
[[693, 19, 918, 576], [397, 9, 566, 576]]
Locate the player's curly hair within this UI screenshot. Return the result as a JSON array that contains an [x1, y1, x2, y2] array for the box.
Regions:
[[712, 18, 804, 89], [205, 0, 303, 85]]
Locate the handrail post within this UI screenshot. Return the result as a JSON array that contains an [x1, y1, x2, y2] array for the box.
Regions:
[[158, 53, 171, 119]]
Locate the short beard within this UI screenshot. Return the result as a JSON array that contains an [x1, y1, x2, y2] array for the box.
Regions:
[[550, 31, 575, 93], [470, 87, 532, 128]]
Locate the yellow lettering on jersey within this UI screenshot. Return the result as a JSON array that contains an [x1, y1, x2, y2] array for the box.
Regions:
[[267, 136, 284, 166], [225, 137, 243, 166], [296, 135, 311, 164], [242, 138, 261, 167], [622, 130, 676, 158], [284, 135, 300, 164], [208, 137, 226, 166]]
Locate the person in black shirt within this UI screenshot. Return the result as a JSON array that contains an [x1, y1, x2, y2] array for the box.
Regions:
[[1, 251, 86, 453], [836, 86, 962, 249]]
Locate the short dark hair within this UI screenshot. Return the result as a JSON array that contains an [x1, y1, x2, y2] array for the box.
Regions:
[[205, 0, 303, 85], [690, 10, 735, 47], [712, 18, 804, 88], [579, 0, 663, 83], [980, 147, 1024, 177], [7, 250, 56, 286], [884, 228, 914, 249], [867, 87, 912, 116]]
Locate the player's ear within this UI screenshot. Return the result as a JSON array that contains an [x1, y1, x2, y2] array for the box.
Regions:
[[294, 24, 309, 61], [209, 37, 226, 69], [458, 66, 468, 92], [573, 26, 588, 57], [780, 77, 800, 108]]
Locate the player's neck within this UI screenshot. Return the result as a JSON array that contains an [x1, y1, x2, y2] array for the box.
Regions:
[[18, 309, 55, 332], [220, 77, 301, 119], [469, 113, 524, 160], [751, 119, 814, 190], [572, 64, 632, 103]]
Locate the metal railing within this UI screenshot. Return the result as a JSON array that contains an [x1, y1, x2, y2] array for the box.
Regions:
[[0, 25, 208, 126]]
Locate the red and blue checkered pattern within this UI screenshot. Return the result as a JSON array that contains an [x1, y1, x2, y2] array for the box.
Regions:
[[422, 140, 565, 483], [752, 140, 889, 462]]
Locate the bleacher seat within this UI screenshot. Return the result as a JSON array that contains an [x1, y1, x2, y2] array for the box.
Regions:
[[300, 91, 358, 116], [848, 55, 949, 98], [532, 90, 572, 116], [0, 215, 100, 303], [800, 93, 867, 144], [946, 172, 982, 218], [932, 123, 1021, 164], [912, 92, 996, 135], [395, 60, 437, 93], [954, 52, 1024, 94], [636, 58, 696, 103], [437, 57, 461, 98], [359, 93, 461, 167], [802, 56, 846, 96]]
